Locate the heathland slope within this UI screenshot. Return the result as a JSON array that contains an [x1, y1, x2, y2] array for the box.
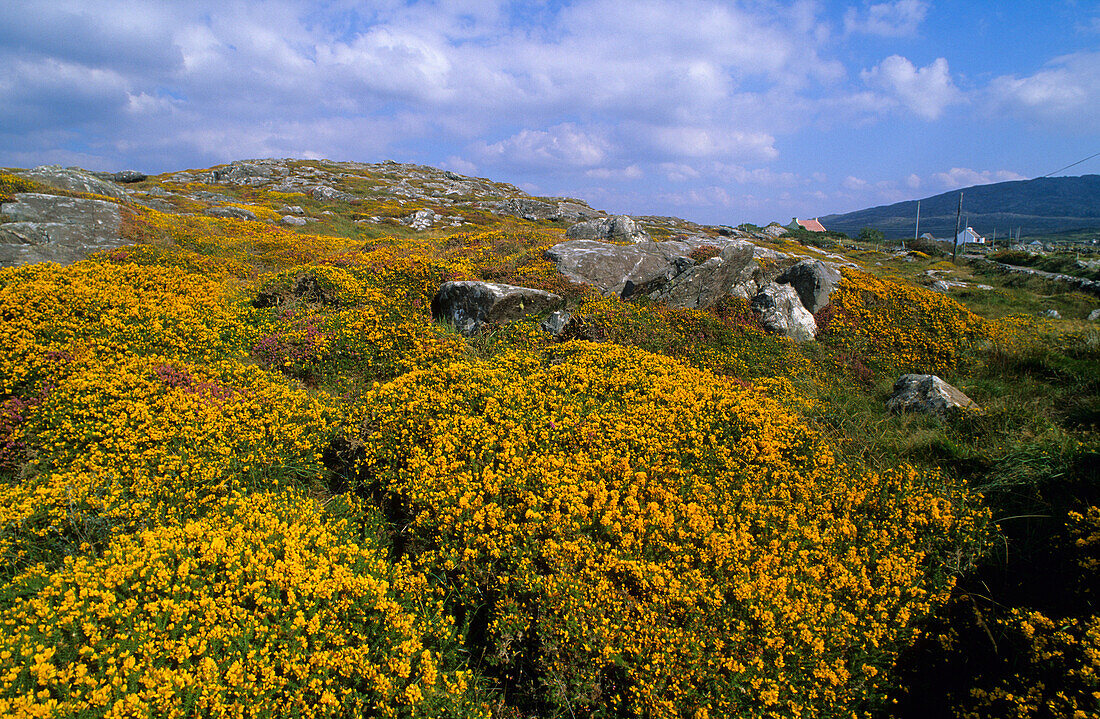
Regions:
[[0, 159, 1096, 719]]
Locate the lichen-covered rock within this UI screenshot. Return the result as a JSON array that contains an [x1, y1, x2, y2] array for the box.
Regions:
[[545, 239, 694, 298], [206, 206, 257, 221], [1088, 308, 1100, 321], [539, 310, 573, 336], [886, 374, 980, 418], [431, 281, 563, 335], [282, 215, 307, 226], [651, 241, 766, 309], [776, 259, 842, 313], [0, 193, 124, 266], [401, 209, 439, 230], [565, 215, 650, 244], [750, 283, 817, 342], [310, 185, 356, 203], [19, 165, 129, 201]]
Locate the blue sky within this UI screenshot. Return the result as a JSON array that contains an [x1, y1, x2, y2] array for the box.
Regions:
[[1, 0, 1098, 224]]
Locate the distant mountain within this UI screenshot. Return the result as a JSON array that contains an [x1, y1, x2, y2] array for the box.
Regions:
[[819, 175, 1100, 240]]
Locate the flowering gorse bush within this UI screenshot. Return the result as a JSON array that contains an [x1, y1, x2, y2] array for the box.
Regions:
[[355, 342, 982, 718], [0, 490, 482, 719]]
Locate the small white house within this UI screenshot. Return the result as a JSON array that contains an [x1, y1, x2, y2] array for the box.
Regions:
[[957, 227, 986, 244]]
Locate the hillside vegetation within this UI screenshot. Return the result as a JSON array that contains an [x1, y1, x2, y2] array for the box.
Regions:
[[0, 160, 1097, 719], [820, 174, 1100, 239]]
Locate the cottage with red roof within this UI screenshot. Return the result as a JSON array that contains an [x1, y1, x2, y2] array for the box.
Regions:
[[788, 217, 826, 232]]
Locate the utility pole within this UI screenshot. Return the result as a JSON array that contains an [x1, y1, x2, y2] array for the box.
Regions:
[[992, 228, 996, 251], [911, 200, 918, 251], [952, 191, 963, 263]]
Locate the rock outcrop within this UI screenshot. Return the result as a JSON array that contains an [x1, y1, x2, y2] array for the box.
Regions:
[[206, 206, 257, 221], [650, 241, 771, 309], [545, 239, 695, 298], [750, 284, 817, 342], [401, 209, 439, 230], [776, 259, 842, 313], [565, 215, 650, 244], [0, 193, 124, 266], [431, 281, 563, 335], [19, 165, 129, 201], [310, 185, 356, 203], [886, 374, 980, 418], [489, 197, 598, 223]]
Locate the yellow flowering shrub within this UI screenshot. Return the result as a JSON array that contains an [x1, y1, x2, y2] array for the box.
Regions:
[[355, 342, 981, 718], [820, 269, 989, 376], [0, 262, 253, 395], [0, 356, 336, 575], [961, 610, 1100, 719], [0, 173, 40, 203], [249, 266, 467, 388], [563, 293, 812, 383], [0, 490, 482, 719]]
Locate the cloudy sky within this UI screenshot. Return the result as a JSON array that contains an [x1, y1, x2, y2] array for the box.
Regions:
[[1, 0, 1098, 224]]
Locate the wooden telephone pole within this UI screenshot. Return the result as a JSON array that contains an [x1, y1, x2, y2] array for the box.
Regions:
[[952, 192, 963, 263], [910, 200, 918, 251]]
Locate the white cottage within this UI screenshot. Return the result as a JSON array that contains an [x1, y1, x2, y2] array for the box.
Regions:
[[956, 227, 985, 244]]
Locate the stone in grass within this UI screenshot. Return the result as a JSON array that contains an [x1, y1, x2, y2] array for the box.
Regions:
[[431, 281, 562, 336], [750, 283, 817, 342], [539, 310, 572, 337], [1088, 308, 1100, 321], [886, 374, 980, 419], [206, 206, 257, 221]]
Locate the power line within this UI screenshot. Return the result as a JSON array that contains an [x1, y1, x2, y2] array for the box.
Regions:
[[1037, 150, 1100, 179]]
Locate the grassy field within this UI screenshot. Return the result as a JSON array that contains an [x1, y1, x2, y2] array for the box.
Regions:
[[0, 165, 1097, 718]]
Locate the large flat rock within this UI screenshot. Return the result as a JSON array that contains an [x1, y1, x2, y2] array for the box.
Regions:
[[0, 193, 124, 266], [431, 281, 563, 335], [19, 165, 129, 201], [544, 239, 695, 298]]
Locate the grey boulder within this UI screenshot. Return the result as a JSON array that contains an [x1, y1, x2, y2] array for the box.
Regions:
[[310, 185, 356, 203], [539, 310, 573, 336], [0, 193, 124, 266], [19, 165, 129, 201], [886, 374, 980, 418], [431, 281, 563, 336], [775, 259, 842, 313], [545, 239, 695, 298], [651, 241, 769, 309], [1088, 309, 1100, 321], [206, 206, 257, 221], [750, 283, 817, 342], [565, 215, 650, 244], [401, 209, 439, 230]]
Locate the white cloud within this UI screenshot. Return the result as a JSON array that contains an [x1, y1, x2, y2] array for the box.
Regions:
[[907, 173, 922, 189], [477, 123, 610, 168], [931, 167, 1028, 189], [318, 27, 454, 104], [986, 52, 1100, 129], [842, 176, 868, 191], [585, 165, 643, 180], [659, 163, 700, 182], [442, 155, 478, 175], [844, 0, 929, 37], [861, 55, 961, 120], [636, 125, 778, 162]]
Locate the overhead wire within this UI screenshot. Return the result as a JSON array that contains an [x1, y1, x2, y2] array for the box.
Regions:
[[1036, 150, 1100, 179]]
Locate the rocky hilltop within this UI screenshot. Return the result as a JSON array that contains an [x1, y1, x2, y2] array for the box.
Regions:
[[1, 158, 854, 341]]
